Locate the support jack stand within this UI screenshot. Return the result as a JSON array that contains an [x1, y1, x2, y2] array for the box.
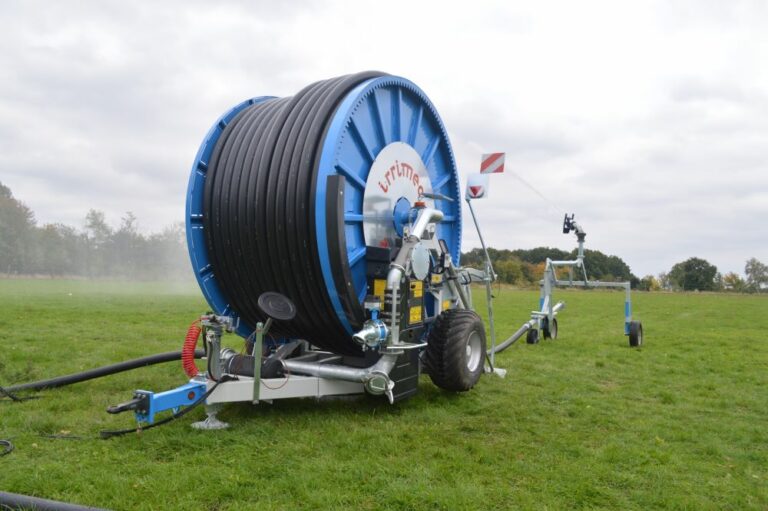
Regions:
[[487, 366, 507, 378], [191, 404, 229, 430]]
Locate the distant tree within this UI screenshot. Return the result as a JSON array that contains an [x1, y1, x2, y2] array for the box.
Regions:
[[84, 209, 112, 246], [722, 272, 746, 292], [84, 209, 113, 277], [511, 247, 571, 265], [657, 271, 671, 290], [745, 257, 768, 293], [460, 248, 483, 267], [496, 258, 524, 284], [145, 222, 188, 279], [111, 212, 145, 277], [0, 181, 36, 273], [638, 274, 661, 291], [36, 224, 71, 276], [669, 257, 719, 291], [576, 249, 634, 282], [713, 272, 724, 292]]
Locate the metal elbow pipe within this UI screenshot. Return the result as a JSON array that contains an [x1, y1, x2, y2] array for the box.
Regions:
[[410, 207, 443, 240], [386, 264, 406, 294], [282, 353, 398, 382], [282, 353, 400, 400], [385, 208, 443, 291]]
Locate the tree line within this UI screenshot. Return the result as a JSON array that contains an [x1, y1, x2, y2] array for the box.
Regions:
[[461, 246, 637, 287], [461, 250, 766, 293], [2, 181, 766, 291], [644, 257, 767, 293], [1, 182, 188, 279]]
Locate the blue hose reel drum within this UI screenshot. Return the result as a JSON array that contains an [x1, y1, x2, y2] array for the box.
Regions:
[[185, 73, 462, 351]]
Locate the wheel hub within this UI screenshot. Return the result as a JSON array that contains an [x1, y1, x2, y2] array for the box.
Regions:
[[466, 331, 483, 372]]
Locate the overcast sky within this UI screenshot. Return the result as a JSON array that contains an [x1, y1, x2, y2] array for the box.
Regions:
[[1, 1, 766, 277]]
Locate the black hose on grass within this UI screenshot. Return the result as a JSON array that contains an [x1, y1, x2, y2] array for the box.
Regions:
[[0, 385, 35, 402], [0, 491, 110, 511], [2, 350, 205, 394]]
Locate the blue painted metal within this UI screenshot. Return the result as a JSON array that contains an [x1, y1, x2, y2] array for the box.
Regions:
[[134, 381, 207, 425], [392, 197, 411, 237], [315, 76, 463, 333], [186, 76, 463, 338], [185, 97, 274, 339], [624, 301, 631, 334]]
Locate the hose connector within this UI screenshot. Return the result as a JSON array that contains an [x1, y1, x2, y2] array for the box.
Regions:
[[352, 319, 389, 350], [364, 370, 395, 403]]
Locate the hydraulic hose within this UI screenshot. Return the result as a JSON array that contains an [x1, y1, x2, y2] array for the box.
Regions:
[[182, 322, 202, 378], [0, 491, 110, 511], [3, 350, 205, 394]]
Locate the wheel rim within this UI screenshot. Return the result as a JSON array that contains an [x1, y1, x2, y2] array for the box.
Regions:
[[466, 331, 483, 372]]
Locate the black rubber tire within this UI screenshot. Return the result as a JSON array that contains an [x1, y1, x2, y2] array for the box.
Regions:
[[542, 318, 558, 340], [425, 309, 486, 392], [526, 328, 540, 344], [629, 321, 643, 347]]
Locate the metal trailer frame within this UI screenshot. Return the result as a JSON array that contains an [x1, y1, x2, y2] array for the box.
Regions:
[[110, 208, 641, 430], [112, 204, 491, 430], [494, 214, 643, 349]]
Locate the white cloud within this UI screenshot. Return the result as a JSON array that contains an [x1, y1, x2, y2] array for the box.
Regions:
[[0, 0, 766, 276]]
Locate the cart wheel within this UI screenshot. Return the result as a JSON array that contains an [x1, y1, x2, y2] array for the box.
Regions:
[[425, 309, 487, 392], [526, 328, 540, 344], [543, 318, 558, 340], [629, 321, 643, 347]]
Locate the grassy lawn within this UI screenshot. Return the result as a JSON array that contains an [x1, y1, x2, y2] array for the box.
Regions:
[[1, 279, 766, 510]]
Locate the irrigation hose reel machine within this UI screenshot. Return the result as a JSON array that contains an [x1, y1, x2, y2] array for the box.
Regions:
[[109, 72, 507, 429]]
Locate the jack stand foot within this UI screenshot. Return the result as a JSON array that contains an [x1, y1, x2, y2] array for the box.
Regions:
[[485, 365, 507, 378], [191, 405, 229, 430]]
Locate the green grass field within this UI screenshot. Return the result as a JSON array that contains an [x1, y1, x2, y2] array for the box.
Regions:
[[1, 280, 766, 510]]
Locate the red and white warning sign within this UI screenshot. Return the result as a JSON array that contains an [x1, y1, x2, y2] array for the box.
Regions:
[[480, 152, 505, 174], [465, 174, 489, 199]]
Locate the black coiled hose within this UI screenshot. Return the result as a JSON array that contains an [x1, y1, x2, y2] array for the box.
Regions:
[[203, 71, 385, 355]]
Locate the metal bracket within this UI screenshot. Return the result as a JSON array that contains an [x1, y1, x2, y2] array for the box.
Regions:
[[252, 318, 272, 404], [383, 342, 426, 351], [130, 381, 207, 425], [465, 197, 498, 367]]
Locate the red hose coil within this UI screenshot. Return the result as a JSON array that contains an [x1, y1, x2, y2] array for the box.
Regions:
[[182, 321, 202, 378]]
